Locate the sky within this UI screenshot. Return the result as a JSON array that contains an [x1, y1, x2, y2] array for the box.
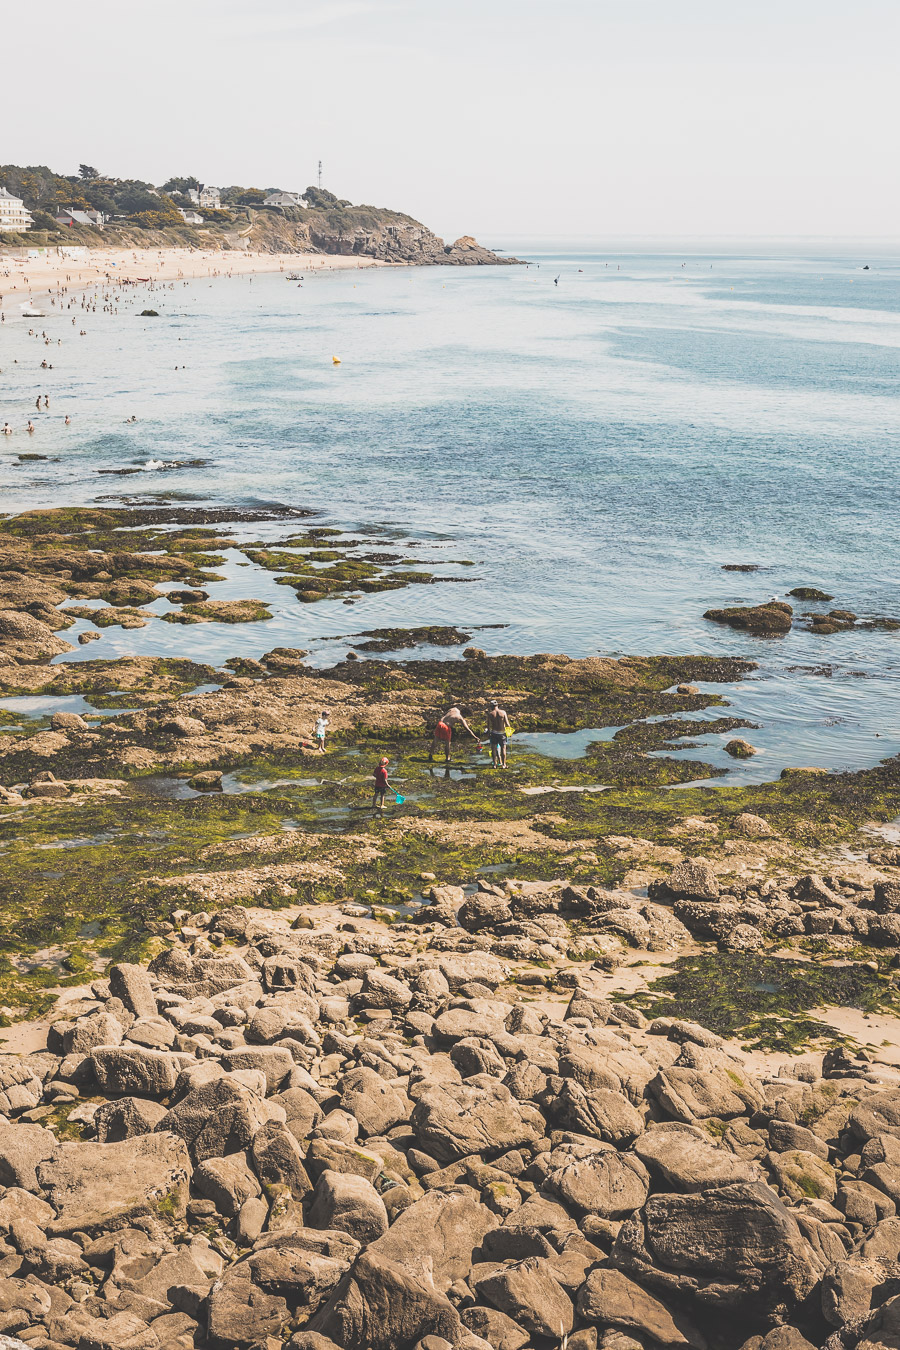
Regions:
[[3, 0, 898, 243]]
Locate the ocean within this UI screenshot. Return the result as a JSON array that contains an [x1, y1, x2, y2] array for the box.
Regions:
[[1, 242, 899, 784]]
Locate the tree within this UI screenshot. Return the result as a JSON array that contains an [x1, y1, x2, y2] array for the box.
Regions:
[[302, 186, 351, 210], [79, 164, 99, 180], [161, 175, 200, 195], [236, 188, 267, 206]]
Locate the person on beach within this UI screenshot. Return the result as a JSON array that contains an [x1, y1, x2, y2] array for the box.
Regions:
[[429, 705, 477, 762], [486, 699, 511, 768], [314, 711, 329, 753], [372, 756, 394, 811]]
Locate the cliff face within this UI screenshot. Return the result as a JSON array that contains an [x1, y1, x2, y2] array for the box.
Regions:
[[241, 205, 516, 265]]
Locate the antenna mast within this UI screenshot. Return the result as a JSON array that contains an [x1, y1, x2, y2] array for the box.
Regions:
[[318, 160, 323, 190]]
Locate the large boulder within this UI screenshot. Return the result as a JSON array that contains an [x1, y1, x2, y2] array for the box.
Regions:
[[37, 1132, 191, 1237], [649, 1061, 763, 1122], [634, 1125, 764, 1191], [339, 1066, 409, 1137], [307, 1171, 389, 1246], [157, 1078, 275, 1162], [411, 1079, 542, 1163], [475, 1256, 574, 1339], [0, 1123, 57, 1192], [546, 1147, 650, 1217], [309, 1249, 462, 1350], [90, 1046, 183, 1098], [367, 1190, 495, 1293], [578, 1268, 707, 1348], [611, 1182, 825, 1311], [207, 1262, 289, 1349]]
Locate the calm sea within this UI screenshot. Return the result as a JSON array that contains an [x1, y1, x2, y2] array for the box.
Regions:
[[1, 242, 899, 783]]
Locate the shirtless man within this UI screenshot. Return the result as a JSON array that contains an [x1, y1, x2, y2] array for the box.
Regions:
[[486, 700, 511, 768], [429, 704, 477, 763]]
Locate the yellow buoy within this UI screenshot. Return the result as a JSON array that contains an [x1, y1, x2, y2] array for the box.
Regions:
[[332, 356, 341, 364]]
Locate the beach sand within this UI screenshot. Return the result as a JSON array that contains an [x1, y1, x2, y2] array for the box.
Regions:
[[0, 244, 388, 303]]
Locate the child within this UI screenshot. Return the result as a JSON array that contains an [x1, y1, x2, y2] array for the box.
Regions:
[[314, 711, 329, 753], [372, 756, 392, 811]]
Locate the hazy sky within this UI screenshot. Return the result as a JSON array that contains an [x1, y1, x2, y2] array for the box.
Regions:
[[4, 0, 898, 242]]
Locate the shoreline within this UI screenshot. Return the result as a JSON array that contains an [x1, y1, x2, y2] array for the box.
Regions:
[[0, 244, 391, 303]]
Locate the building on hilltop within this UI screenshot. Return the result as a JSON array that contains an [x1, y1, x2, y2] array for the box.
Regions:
[[55, 209, 104, 229], [188, 185, 221, 209], [264, 191, 303, 207], [0, 188, 33, 233], [178, 208, 204, 225]]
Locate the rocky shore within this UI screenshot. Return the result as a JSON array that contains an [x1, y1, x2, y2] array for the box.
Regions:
[[3, 508, 900, 1350]]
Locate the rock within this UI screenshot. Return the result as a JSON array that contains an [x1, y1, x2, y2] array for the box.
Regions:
[[476, 1256, 574, 1339], [612, 1182, 824, 1310], [821, 1259, 884, 1327], [0, 1122, 57, 1191], [703, 602, 793, 634], [93, 1097, 168, 1142], [578, 1268, 706, 1348], [733, 813, 776, 838], [0, 609, 74, 661], [768, 1150, 836, 1203], [356, 969, 413, 1013], [50, 711, 88, 732], [250, 1120, 312, 1199], [658, 859, 720, 902], [725, 739, 757, 758], [37, 1132, 191, 1236], [307, 1170, 389, 1245], [412, 1079, 542, 1163], [195, 1153, 261, 1216], [461, 1306, 529, 1350], [788, 587, 833, 601], [340, 1066, 409, 1137], [219, 1045, 295, 1090], [368, 1190, 494, 1293], [91, 1046, 181, 1098], [157, 1077, 274, 1162], [309, 1249, 462, 1350], [554, 1080, 645, 1145], [634, 1125, 763, 1191], [109, 963, 158, 1019], [161, 714, 206, 737], [189, 770, 223, 792], [649, 1061, 763, 1122], [548, 1145, 648, 1215], [207, 1263, 289, 1349]]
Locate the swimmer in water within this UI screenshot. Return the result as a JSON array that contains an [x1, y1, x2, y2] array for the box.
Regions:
[[2, 423, 12, 435], [64, 415, 71, 425], [26, 421, 34, 433]]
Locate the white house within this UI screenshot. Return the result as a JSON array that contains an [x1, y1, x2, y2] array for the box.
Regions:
[[264, 191, 303, 207], [188, 185, 221, 209], [178, 208, 204, 225], [0, 188, 33, 233]]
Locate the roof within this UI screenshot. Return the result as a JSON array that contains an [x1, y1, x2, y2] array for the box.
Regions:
[[0, 188, 24, 204]]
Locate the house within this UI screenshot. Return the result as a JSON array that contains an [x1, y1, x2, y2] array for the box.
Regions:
[[54, 209, 103, 229], [178, 208, 204, 225], [264, 191, 303, 207], [0, 188, 33, 233], [188, 185, 221, 209]]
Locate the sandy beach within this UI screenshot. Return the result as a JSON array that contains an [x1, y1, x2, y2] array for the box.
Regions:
[[0, 244, 388, 303]]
